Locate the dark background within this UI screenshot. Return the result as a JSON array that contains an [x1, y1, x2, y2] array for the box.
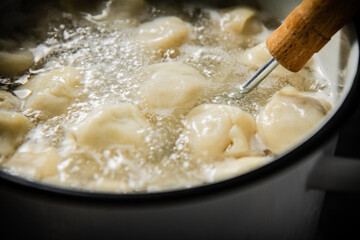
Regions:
[[317, 93, 360, 240]]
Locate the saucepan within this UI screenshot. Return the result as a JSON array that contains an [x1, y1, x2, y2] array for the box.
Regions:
[[0, 0, 359, 239]]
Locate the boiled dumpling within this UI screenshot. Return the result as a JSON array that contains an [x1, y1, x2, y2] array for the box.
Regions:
[[220, 7, 263, 35], [96, 0, 146, 20], [88, 177, 132, 193], [0, 50, 34, 76], [60, 0, 108, 16], [237, 42, 290, 74], [140, 62, 209, 115], [136, 17, 190, 50], [18, 66, 82, 119], [238, 42, 270, 68], [63, 0, 147, 20], [0, 111, 31, 157], [71, 103, 149, 150], [0, 39, 18, 50], [4, 142, 60, 179], [257, 86, 331, 154], [0, 91, 20, 111], [184, 104, 257, 158], [212, 156, 270, 181], [238, 42, 315, 75]]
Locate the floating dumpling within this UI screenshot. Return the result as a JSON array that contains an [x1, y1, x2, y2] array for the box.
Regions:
[[0, 50, 34, 76], [257, 86, 332, 154], [140, 62, 208, 115], [0, 111, 31, 157], [237, 42, 289, 73], [71, 103, 149, 150], [4, 142, 60, 179], [0, 91, 20, 111], [220, 7, 263, 35], [18, 67, 82, 119], [212, 156, 270, 181], [137, 17, 190, 50], [184, 104, 257, 158]]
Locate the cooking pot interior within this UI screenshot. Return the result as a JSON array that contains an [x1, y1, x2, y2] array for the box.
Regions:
[[0, 0, 359, 196]]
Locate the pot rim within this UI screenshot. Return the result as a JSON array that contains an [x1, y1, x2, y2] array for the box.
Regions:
[[0, 15, 359, 206]]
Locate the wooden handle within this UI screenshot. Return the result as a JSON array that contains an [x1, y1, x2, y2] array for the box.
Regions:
[[266, 0, 360, 72]]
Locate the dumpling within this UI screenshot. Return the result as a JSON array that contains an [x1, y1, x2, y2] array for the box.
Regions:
[[88, 177, 132, 192], [237, 42, 289, 74], [257, 86, 332, 154], [97, 0, 146, 20], [212, 156, 270, 181], [238, 42, 270, 69], [183, 104, 257, 158], [71, 103, 149, 150], [60, 0, 108, 16], [4, 142, 60, 179], [220, 7, 263, 35], [62, 0, 146, 20], [0, 39, 18, 50], [0, 91, 20, 111], [0, 50, 34, 76], [18, 67, 82, 119], [0, 111, 31, 157], [136, 17, 190, 50], [140, 62, 209, 115]]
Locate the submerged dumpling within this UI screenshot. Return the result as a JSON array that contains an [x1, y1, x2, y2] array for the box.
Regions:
[[220, 7, 263, 35], [0, 50, 34, 75], [140, 62, 208, 115], [0, 111, 31, 157], [137, 17, 190, 50], [60, 0, 108, 16], [88, 177, 132, 193], [212, 156, 270, 181], [184, 104, 256, 158], [18, 67, 82, 118], [257, 86, 331, 154], [72, 103, 149, 150], [62, 0, 147, 20], [99, 0, 146, 20], [4, 142, 60, 179], [0, 91, 20, 111]]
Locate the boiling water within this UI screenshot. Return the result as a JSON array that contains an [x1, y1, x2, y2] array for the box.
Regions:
[[2, 1, 332, 192]]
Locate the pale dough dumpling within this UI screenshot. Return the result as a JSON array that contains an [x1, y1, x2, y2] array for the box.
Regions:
[[220, 7, 263, 34], [4, 142, 60, 179], [0, 91, 20, 111], [98, 0, 146, 20], [257, 86, 332, 154], [72, 103, 149, 150], [60, 0, 108, 16], [184, 104, 256, 158], [0, 111, 30, 157], [88, 178, 132, 193], [62, 0, 146, 20], [140, 62, 208, 114], [238, 42, 289, 74], [18, 66, 82, 118], [137, 17, 190, 50], [213, 156, 270, 181], [0, 50, 34, 75]]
